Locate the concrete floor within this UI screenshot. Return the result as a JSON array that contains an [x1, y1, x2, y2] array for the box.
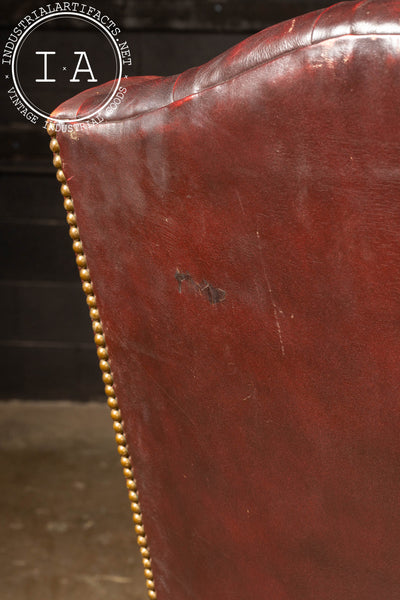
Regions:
[[0, 401, 148, 600]]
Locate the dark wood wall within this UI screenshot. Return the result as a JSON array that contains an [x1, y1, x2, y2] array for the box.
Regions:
[[0, 0, 333, 400]]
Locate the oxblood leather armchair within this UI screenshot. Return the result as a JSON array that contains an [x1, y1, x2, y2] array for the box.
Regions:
[[47, 1, 400, 598]]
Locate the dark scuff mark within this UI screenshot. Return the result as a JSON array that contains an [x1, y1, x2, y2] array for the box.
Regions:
[[175, 270, 226, 305]]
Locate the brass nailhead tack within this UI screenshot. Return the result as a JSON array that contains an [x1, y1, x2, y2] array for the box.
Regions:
[[69, 226, 80, 240], [89, 306, 99, 319], [118, 444, 129, 456], [115, 433, 126, 445], [107, 396, 118, 409], [99, 359, 110, 371], [46, 121, 56, 136], [72, 240, 83, 253], [126, 478, 137, 490], [97, 346, 108, 360], [76, 255, 87, 268], [66, 213, 77, 226], [146, 579, 155, 590], [102, 372, 113, 385], [105, 384, 115, 397], [67, 212, 76, 227], [94, 333, 105, 346], [142, 557, 151, 569], [92, 321, 103, 334], [110, 408, 122, 421], [129, 490, 138, 502], [80, 268, 91, 281], [86, 295, 97, 309], [53, 154, 62, 169], [64, 198, 74, 211], [61, 183, 71, 197], [114, 423, 124, 435], [82, 281, 94, 294], [56, 169, 66, 182], [49, 138, 60, 153], [47, 124, 156, 599], [120, 456, 131, 468]]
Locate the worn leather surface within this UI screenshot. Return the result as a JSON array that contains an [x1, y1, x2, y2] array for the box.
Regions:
[[52, 1, 400, 598]]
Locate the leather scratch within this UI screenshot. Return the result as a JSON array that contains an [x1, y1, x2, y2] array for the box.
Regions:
[[256, 230, 286, 357]]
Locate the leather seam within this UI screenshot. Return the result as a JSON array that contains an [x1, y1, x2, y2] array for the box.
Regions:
[[78, 32, 400, 126], [310, 4, 338, 45]]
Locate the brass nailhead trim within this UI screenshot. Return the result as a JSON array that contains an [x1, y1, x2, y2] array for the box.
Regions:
[[97, 346, 108, 360], [64, 198, 74, 211], [47, 121, 157, 600], [102, 372, 113, 385]]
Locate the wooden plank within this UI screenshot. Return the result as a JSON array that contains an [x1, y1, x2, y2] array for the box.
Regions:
[[0, 124, 51, 163], [139, 31, 246, 76], [0, 173, 63, 219], [0, 343, 103, 400], [0, 282, 93, 344], [0, 222, 77, 281], [0, 1, 334, 32], [120, 0, 334, 32]]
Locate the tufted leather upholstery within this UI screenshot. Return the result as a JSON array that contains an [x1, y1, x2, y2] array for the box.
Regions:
[[50, 1, 400, 598]]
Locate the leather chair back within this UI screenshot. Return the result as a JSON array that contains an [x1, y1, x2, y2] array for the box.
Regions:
[[48, 1, 400, 597]]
